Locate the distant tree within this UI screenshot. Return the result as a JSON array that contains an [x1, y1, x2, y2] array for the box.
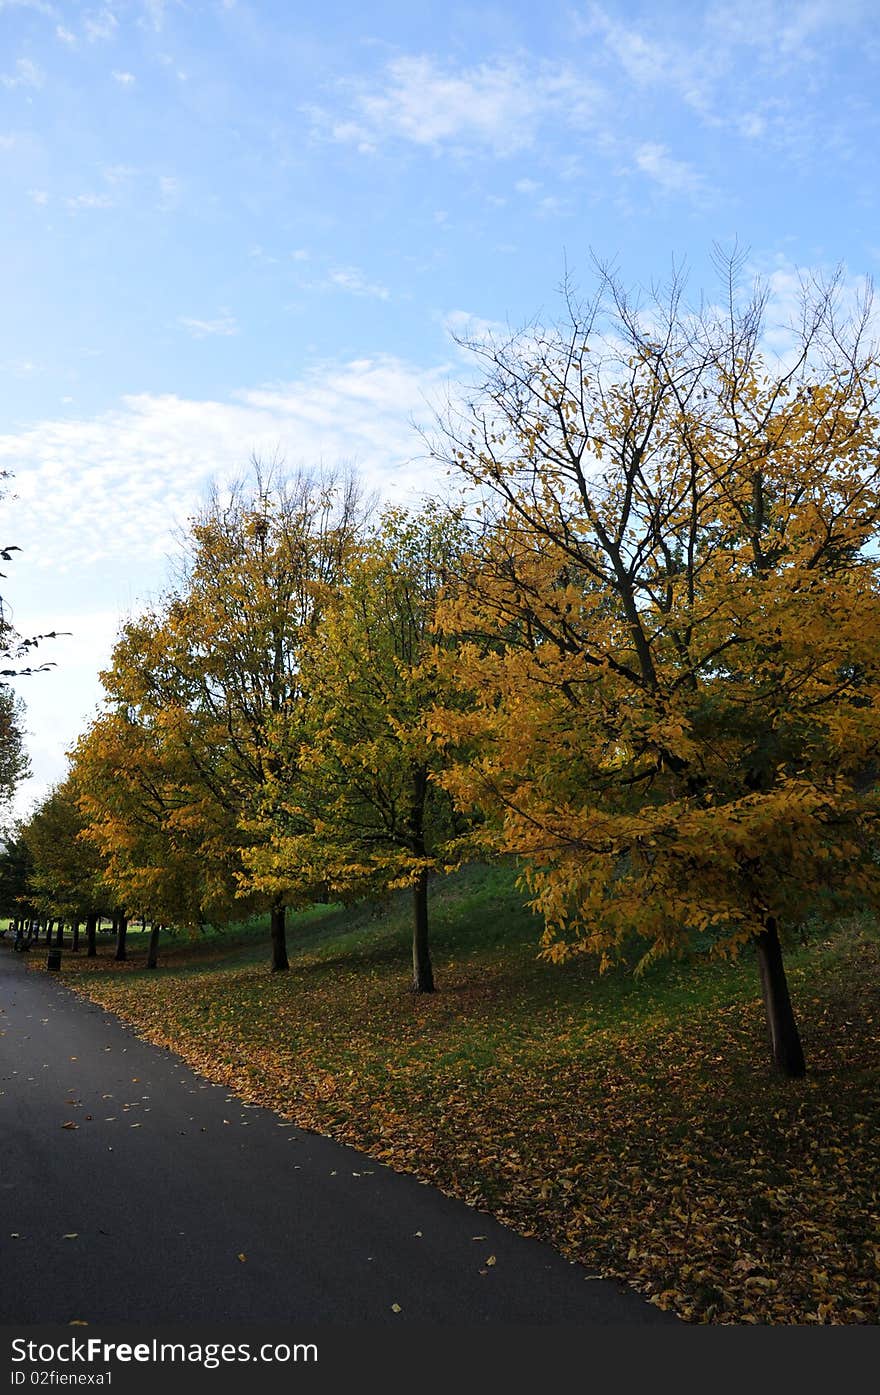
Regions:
[[246, 505, 470, 992], [20, 776, 110, 949], [0, 684, 29, 809], [432, 253, 880, 1077], [0, 825, 36, 927], [72, 708, 245, 950], [88, 467, 363, 971]]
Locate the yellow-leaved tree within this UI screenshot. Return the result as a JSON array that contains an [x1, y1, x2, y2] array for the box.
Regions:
[[21, 773, 111, 957], [245, 505, 470, 991], [431, 254, 880, 1076], [82, 468, 362, 971]]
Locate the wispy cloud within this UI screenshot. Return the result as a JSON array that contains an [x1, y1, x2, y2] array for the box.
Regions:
[[139, 0, 166, 31], [327, 266, 390, 300], [0, 0, 56, 14], [178, 312, 239, 338], [0, 356, 450, 574], [634, 142, 707, 197], [311, 54, 601, 157], [66, 192, 114, 211], [1, 58, 45, 89], [84, 7, 118, 42], [112, 70, 136, 85], [580, 0, 870, 157]]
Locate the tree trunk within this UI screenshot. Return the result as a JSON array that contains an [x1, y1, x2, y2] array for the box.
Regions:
[[71, 920, 80, 953], [412, 866, 435, 993], [85, 912, 97, 958], [146, 922, 161, 969], [756, 917, 806, 1077], [45, 920, 53, 943], [55, 921, 64, 947], [408, 763, 435, 993], [270, 903, 289, 972], [114, 912, 128, 962]]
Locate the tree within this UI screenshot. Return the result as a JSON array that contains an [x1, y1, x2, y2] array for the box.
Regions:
[[0, 825, 37, 930], [20, 777, 109, 942], [246, 505, 469, 992], [431, 253, 880, 1076], [0, 684, 28, 809], [90, 468, 363, 971], [72, 707, 241, 955]]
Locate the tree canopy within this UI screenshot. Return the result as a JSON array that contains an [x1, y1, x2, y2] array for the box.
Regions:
[[430, 256, 880, 1075]]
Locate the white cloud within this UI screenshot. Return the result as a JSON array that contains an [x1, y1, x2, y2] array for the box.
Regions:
[[140, 0, 166, 31], [27, 188, 48, 203], [56, 25, 77, 45], [156, 174, 180, 209], [314, 54, 601, 157], [1, 58, 45, 89], [705, 0, 864, 58], [0, 356, 450, 579], [102, 163, 135, 184], [0, 0, 55, 13], [66, 192, 114, 211], [84, 7, 118, 42], [178, 312, 239, 338], [634, 142, 706, 197], [112, 70, 136, 85], [327, 266, 390, 300], [441, 309, 509, 346]]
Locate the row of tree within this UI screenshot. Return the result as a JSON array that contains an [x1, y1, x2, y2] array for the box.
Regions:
[[5, 257, 880, 1077]]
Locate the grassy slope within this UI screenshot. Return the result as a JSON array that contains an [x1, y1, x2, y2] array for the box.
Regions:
[[30, 864, 880, 1324]]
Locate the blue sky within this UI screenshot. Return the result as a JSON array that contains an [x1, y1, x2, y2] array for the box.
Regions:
[[1, 0, 878, 814]]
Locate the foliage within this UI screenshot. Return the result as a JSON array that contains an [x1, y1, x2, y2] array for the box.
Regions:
[[57, 863, 880, 1325], [74, 469, 363, 964], [72, 714, 215, 927], [429, 256, 880, 1067], [245, 504, 471, 988], [0, 683, 29, 807], [20, 775, 108, 921], [0, 824, 36, 920]]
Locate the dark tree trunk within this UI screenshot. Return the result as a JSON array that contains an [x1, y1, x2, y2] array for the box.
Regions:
[[146, 923, 161, 970], [114, 912, 128, 962], [55, 921, 64, 947], [85, 912, 98, 958], [412, 866, 434, 993], [409, 764, 435, 993], [756, 917, 806, 1077], [71, 921, 80, 953], [270, 903, 289, 972], [45, 920, 53, 943]]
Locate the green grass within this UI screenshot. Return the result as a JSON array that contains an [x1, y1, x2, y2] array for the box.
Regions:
[[33, 862, 880, 1324]]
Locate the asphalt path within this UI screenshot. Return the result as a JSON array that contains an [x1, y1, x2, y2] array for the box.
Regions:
[[0, 945, 675, 1325]]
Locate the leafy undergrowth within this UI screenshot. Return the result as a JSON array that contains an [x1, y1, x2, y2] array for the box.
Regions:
[[47, 865, 880, 1324]]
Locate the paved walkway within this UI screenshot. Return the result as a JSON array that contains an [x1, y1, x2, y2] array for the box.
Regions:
[[0, 947, 675, 1324]]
